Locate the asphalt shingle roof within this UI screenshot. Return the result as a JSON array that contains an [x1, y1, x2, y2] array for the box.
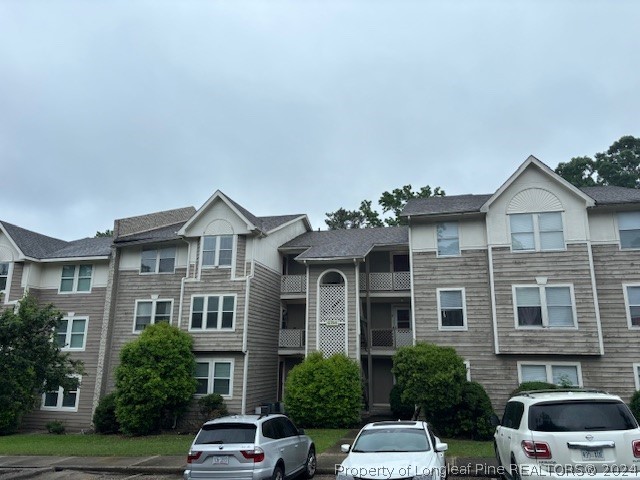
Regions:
[[281, 227, 408, 260], [113, 222, 185, 245], [401, 194, 492, 217], [580, 186, 640, 205]]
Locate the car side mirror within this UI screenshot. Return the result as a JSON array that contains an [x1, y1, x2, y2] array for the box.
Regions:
[[436, 442, 448, 452], [340, 444, 350, 453], [490, 413, 500, 427], [298, 428, 305, 435]]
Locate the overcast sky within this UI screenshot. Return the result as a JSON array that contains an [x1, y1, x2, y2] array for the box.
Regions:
[[1, 0, 638, 241]]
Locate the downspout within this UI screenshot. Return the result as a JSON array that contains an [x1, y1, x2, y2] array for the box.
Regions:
[[241, 241, 256, 415], [177, 237, 191, 330], [354, 260, 361, 360], [304, 261, 309, 356], [587, 242, 605, 355], [407, 217, 417, 346], [488, 245, 500, 354], [365, 255, 373, 412]]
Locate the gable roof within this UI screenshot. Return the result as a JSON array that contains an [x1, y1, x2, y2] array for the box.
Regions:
[[580, 186, 640, 205], [115, 207, 196, 240], [402, 194, 492, 217], [281, 226, 408, 261]]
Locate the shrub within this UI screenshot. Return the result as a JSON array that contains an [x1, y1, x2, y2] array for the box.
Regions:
[[510, 381, 557, 396], [630, 390, 640, 422], [389, 384, 415, 420], [430, 381, 495, 440], [198, 394, 228, 421], [93, 392, 120, 434], [46, 421, 65, 434], [284, 352, 361, 428], [115, 323, 197, 435]]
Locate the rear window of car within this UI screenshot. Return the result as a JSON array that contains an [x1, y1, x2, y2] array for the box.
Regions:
[[352, 428, 430, 453], [529, 401, 638, 432], [195, 423, 257, 445]]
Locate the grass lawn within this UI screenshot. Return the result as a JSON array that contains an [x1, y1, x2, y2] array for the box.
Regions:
[[0, 429, 348, 457], [443, 438, 494, 458]]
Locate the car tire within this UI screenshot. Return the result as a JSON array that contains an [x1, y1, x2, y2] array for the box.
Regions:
[[272, 464, 284, 480], [494, 443, 506, 480], [303, 447, 317, 478], [510, 454, 521, 480]]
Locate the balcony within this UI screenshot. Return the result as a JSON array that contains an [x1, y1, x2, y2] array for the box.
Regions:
[[281, 275, 307, 295], [360, 272, 411, 292], [368, 328, 413, 350], [279, 329, 305, 349]]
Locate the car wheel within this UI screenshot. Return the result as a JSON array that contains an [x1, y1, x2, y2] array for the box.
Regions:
[[272, 464, 284, 480], [304, 447, 317, 478], [494, 443, 506, 480], [510, 454, 521, 480]]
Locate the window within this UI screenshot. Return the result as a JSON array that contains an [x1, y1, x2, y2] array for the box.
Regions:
[[0, 262, 8, 292], [619, 212, 640, 249], [42, 377, 81, 411], [514, 285, 576, 328], [140, 247, 176, 274], [438, 288, 466, 330], [634, 363, 640, 391], [501, 401, 525, 429], [624, 285, 640, 328], [393, 307, 411, 330], [190, 295, 236, 330], [510, 212, 564, 251], [437, 222, 459, 256], [55, 317, 87, 350], [519, 362, 581, 386], [195, 359, 233, 396], [59, 265, 93, 292], [134, 299, 172, 332], [202, 235, 233, 267]]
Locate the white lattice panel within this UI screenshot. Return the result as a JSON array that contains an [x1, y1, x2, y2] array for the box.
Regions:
[[319, 284, 346, 356], [393, 272, 411, 290], [281, 275, 307, 293], [319, 324, 346, 356], [394, 329, 413, 347], [359, 273, 367, 290], [279, 329, 305, 348], [369, 273, 393, 291]]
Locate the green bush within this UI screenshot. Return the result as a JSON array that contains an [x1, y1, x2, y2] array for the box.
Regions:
[[389, 384, 415, 420], [93, 392, 120, 434], [115, 323, 197, 435], [284, 352, 361, 428], [198, 393, 228, 421], [510, 381, 558, 396], [430, 381, 495, 440], [629, 390, 640, 422], [46, 421, 65, 434]]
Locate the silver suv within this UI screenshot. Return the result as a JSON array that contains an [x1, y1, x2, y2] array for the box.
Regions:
[[184, 413, 316, 480], [494, 390, 640, 480]]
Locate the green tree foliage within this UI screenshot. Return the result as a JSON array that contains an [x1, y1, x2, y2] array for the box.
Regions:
[[510, 381, 557, 396], [94, 229, 113, 238], [198, 393, 228, 421], [629, 390, 640, 422], [389, 384, 416, 420], [93, 392, 120, 434], [0, 294, 83, 435], [115, 322, 197, 435], [556, 135, 640, 188], [325, 184, 445, 229], [284, 352, 361, 428], [392, 343, 467, 416]]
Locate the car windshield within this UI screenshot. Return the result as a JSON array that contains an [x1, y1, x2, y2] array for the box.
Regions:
[[194, 423, 257, 445], [529, 401, 638, 432], [351, 428, 430, 453]]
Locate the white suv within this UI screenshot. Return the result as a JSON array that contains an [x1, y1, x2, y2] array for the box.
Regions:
[[184, 413, 316, 480], [494, 390, 640, 480]]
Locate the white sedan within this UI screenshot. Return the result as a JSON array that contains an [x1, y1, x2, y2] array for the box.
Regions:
[[336, 421, 448, 480]]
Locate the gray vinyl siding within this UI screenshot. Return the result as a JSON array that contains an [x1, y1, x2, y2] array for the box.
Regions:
[[235, 235, 247, 278], [491, 244, 601, 355], [245, 263, 281, 412], [21, 286, 108, 431], [8, 262, 24, 302]]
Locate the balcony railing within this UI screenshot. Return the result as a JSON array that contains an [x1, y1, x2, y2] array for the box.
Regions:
[[360, 272, 411, 291], [279, 329, 305, 348], [281, 275, 307, 294], [369, 328, 413, 349]]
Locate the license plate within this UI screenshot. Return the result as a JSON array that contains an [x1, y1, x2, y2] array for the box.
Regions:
[[582, 449, 604, 461], [212, 455, 229, 465]]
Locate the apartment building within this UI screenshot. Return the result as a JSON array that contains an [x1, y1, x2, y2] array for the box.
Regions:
[[3, 155, 640, 430]]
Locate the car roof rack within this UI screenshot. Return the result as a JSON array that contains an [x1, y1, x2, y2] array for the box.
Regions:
[[515, 388, 609, 397]]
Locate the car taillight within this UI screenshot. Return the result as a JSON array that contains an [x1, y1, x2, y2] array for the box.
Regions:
[[187, 451, 202, 464], [633, 440, 640, 458], [241, 447, 265, 463], [522, 440, 552, 459]]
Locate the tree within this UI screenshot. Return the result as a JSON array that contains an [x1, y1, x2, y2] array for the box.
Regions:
[[392, 343, 467, 419], [556, 135, 640, 188], [95, 229, 113, 238], [0, 294, 83, 435], [325, 184, 445, 229], [114, 322, 196, 435]]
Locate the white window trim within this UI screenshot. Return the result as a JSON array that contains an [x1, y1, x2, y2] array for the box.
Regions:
[[509, 212, 566, 253], [634, 363, 640, 391], [41, 375, 81, 412], [189, 294, 237, 332], [517, 361, 583, 387], [140, 247, 176, 275], [57, 315, 88, 351], [58, 264, 93, 294], [512, 284, 578, 330], [437, 287, 468, 331], [436, 221, 460, 258], [200, 235, 235, 270], [0, 261, 11, 294], [623, 283, 640, 330], [617, 212, 640, 251], [132, 298, 174, 333], [194, 358, 234, 399]]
